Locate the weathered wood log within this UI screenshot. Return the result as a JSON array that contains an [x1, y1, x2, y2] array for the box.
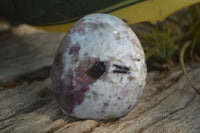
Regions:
[[0, 25, 199, 133], [0, 25, 64, 84]]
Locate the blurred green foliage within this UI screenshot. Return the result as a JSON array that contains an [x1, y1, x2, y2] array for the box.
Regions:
[[137, 3, 200, 94], [138, 3, 200, 69]]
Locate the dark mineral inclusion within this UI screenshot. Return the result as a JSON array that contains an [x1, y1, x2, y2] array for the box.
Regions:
[[86, 61, 106, 80]]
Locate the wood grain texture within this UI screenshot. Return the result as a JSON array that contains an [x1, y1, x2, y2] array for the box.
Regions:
[[0, 25, 199, 133], [0, 25, 64, 84]]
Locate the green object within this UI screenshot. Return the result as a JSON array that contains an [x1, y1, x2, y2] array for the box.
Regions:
[[0, 0, 199, 33], [0, 0, 137, 25]]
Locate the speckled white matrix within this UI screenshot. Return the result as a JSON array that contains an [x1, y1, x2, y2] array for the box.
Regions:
[[51, 14, 147, 119]]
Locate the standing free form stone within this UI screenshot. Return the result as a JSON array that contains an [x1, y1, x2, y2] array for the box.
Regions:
[[51, 13, 147, 119]]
